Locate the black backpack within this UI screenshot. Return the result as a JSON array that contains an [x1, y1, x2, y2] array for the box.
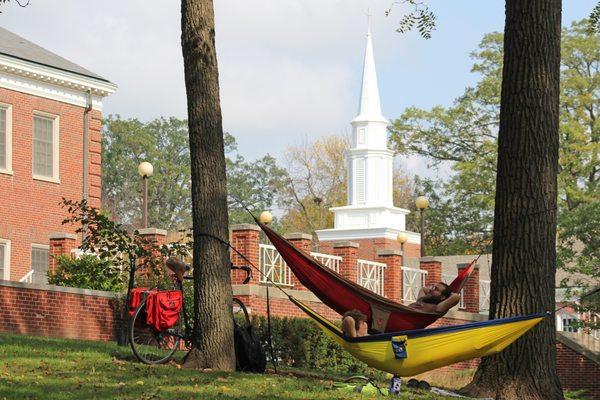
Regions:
[[233, 303, 266, 373]]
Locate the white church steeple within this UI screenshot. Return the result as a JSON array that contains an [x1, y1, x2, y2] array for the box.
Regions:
[[354, 20, 387, 124], [316, 18, 418, 245]]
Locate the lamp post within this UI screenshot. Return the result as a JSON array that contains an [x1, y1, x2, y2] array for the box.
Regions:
[[415, 196, 429, 257], [137, 161, 154, 229], [396, 232, 408, 267]]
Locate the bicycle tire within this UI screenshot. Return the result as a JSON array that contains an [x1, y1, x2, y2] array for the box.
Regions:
[[129, 299, 182, 364]]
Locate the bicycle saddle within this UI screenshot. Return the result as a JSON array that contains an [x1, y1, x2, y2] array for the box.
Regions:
[[166, 257, 190, 282]]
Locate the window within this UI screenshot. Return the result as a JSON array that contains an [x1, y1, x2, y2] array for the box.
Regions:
[[0, 239, 10, 280], [355, 158, 365, 204], [358, 128, 365, 144], [0, 104, 12, 174], [562, 317, 579, 333], [31, 245, 49, 284], [33, 113, 59, 181]]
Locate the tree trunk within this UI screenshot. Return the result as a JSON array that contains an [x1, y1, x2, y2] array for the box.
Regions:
[[180, 0, 235, 371], [462, 1, 563, 399]]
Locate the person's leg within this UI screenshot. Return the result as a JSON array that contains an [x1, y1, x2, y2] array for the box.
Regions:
[[342, 317, 357, 337]]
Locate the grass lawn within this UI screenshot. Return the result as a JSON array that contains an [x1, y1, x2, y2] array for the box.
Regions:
[[0, 333, 463, 400]]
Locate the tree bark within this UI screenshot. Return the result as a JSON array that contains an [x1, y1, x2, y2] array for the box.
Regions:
[[180, 0, 235, 371], [462, 1, 563, 398]]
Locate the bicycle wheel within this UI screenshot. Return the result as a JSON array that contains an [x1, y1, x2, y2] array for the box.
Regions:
[[129, 299, 182, 364]]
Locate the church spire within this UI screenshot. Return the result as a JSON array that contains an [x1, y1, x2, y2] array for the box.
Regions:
[[354, 15, 387, 123]]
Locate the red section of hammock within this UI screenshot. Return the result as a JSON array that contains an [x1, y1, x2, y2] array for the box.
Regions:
[[258, 221, 476, 332]]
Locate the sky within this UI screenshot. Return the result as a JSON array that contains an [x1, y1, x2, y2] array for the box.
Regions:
[[0, 1, 595, 178]]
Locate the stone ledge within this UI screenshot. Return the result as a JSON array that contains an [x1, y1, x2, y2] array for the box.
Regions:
[[377, 249, 403, 257], [49, 232, 77, 240], [284, 232, 312, 240], [232, 284, 320, 303], [230, 223, 260, 232], [457, 262, 480, 270], [0, 279, 120, 299], [333, 241, 359, 249], [444, 308, 488, 322], [420, 256, 438, 263], [137, 228, 167, 236]]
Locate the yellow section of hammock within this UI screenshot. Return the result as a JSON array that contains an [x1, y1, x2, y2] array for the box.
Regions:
[[290, 297, 545, 377]]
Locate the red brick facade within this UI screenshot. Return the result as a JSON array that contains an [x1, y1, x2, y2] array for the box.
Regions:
[[556, 341, 600, 399], [0, 87, 103, 281]]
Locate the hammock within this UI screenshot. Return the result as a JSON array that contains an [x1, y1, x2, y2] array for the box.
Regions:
[[257, 221, 477, 332], [290, 296, 547, 376]]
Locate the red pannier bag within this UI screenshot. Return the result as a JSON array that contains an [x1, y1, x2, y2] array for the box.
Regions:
[[128, 287, 150, 317], [145, 290, 183, 332]]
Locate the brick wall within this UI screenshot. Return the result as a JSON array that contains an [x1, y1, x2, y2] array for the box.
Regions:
[[556, 337, 600, 399], [0, 87, 102, 281], [0, 281, 121, 341]]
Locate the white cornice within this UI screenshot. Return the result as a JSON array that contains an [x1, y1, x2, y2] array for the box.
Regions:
[[316, 227, 421, 243], [0, 54, 116, 110], [330, 204, 411, 214]]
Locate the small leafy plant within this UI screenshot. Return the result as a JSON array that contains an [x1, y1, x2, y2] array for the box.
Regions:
[[47, 254, 125, 292]]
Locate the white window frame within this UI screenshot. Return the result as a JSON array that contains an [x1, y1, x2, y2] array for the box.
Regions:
[[32, 111, 60, 183], [0, 239, 10, 280], [0, 103, 13, 175], [30, 243, 50, 283]]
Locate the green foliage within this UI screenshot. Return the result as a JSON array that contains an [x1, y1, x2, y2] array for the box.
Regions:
[[61, 198, 192, 281], [47, 254, 125, 292], [389, 21, 599, 262], [225, 133, 288, 225], [102, 116, 284, 228], [102, 116, 192, 230], [386, 1, 436, 39], [251, 315, 381, 377], [589, 3, 600, 34]]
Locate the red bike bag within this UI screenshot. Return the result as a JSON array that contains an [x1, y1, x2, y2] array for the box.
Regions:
[[146, 290, 183, 331]]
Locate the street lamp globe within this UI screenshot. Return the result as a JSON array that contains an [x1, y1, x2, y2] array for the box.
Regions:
[[259, 211, 273, 224], [138, 161, 154, 178], [415, 196, 429, 210], [396, 232, 408, 244]]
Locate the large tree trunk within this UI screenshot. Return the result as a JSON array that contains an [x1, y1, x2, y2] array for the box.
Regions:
[[462, 1, 563, 399], [180, 0, 235, 371]]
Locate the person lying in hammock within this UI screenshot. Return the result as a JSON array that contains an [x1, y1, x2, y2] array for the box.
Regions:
[[409, 282, 461, 314]]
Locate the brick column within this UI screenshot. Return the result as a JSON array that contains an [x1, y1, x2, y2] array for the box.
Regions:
[[49, 233, 77, 274], [458, 262, 480, 313], [376, 249, 403, 301], [333, 241, 359, 283], [419, 256, 442, 286], [137, 228, 167, 281], [230, 224, 260, 285], [284, 232, 312, 290]]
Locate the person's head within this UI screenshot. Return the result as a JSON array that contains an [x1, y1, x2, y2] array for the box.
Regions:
[[421, 282, 452, 304], [342, 309, 367, 331]]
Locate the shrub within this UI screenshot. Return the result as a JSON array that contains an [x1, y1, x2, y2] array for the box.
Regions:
[[251, 315, 382, 377], [47, 254, 125, 292]]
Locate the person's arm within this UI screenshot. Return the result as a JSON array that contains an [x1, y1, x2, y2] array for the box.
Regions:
[[417, 286, 430, 300], [434, 293, 461, 314]]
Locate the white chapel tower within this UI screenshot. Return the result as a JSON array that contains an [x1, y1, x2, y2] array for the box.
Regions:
[[316, 23, 419, 247]]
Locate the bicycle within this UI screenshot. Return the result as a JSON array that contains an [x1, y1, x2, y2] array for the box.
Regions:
[[128, 257, 252, 364]]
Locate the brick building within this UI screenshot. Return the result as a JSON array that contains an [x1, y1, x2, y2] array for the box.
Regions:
[[0, 27, 116, 284]]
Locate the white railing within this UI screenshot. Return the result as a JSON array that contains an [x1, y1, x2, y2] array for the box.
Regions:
[[402, 267, 427, 302], [479, 280, 491, 312], [19, 269, 34, 283], [310, 252, 342, 273], [357, 259, 387, 296], [259, 244, 292, 286]]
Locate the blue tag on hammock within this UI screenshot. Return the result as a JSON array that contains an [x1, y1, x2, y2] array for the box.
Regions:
[[392, 336, 408, 359]]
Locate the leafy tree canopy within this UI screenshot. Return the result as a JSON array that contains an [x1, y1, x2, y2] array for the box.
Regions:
[[101, 116, 284, 229], [389, 20, 599, 263]]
